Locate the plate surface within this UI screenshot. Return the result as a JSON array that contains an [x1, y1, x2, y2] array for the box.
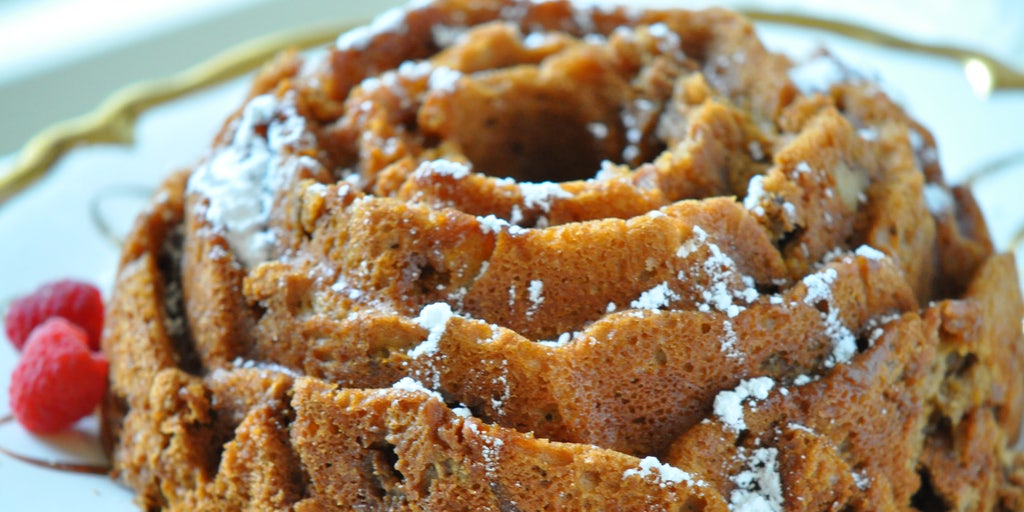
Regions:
[[0, 7, 1022, 511]]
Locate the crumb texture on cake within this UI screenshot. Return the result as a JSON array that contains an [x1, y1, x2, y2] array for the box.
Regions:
[[100, 1, 1024, 510]]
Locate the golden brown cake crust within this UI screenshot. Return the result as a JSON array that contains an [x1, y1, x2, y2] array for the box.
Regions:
[[100, 1, 1024, 510]]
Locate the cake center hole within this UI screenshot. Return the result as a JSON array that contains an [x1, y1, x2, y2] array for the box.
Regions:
[[464, 105, 620, 183], [425, 73, 662, 183]]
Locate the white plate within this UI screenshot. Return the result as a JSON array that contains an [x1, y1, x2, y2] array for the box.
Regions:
[[0, 10, 1022, 512]]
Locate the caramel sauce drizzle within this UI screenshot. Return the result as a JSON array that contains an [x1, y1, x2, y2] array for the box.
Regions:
[[88, 184, 154, 248], [0, 414, 112, 475]]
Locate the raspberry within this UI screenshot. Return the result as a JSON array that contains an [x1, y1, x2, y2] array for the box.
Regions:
[[4, 279, 104, 351], [8, 318, 109, 434]]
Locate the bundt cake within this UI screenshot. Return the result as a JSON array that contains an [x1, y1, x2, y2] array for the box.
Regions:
[[100, 0, 1024, 510]]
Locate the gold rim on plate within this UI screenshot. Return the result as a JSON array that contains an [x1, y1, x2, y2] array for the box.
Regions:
[[1, 8, 1022, 223], [745, 10, 1024, 95]]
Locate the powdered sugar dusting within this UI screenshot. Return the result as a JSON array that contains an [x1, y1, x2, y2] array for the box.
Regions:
[[477, 215, 508, 235], [789, 54, 847, 94], [526, 280, 545, 318], [788, 422, 815, 435], [801, 268, 857, 367], [587, 121, 609, 139], [358, 59, 433, 94], [729, 447, 784, 512], [476, 214, 526, 236], [630, 282, 680, 310], [852, 470, 871, 490], [522, 31, 555, 49], [428, 66, 463, 92], [409, 302, 454, 357], [793, 374, 814, 386], [465, 419, 505, 475], [519, 181, 572, 212], [748, 140, 765, 160], [414, 159, 471, 180], [802, 268, 837, 306], [537, 331, 576, 348], [451, 404, 473, 418], [923, 183, 954, 215], [721, 320, 742, 359], [676, 226, 709, 258], [854, 245, 885, 260], [713, 377, 775, 431], [392, 376, 444, 401], [623, 456, 704, 488], [187, 91, 317, 267], [858, 127, 879, 141], [331, 275, 365, 301], [229, 357, 301, 378], [743, 175, 767, 216], [676, 227, 759, 319], [336, 2, 423, 50], [595, 160, 620, 181], [489, 360, 512, 416], [864, 312, 901, 349], [646, 22, 684, 59], [509, 204, 524, 225], [432, 24, 468, 48]]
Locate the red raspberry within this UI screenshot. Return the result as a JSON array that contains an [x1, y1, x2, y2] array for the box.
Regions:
[[8, 318, 109, 434], [4, 279, 104, 351]]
